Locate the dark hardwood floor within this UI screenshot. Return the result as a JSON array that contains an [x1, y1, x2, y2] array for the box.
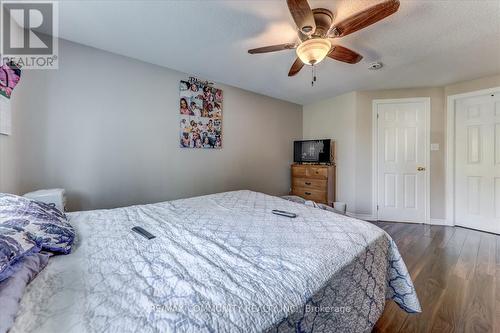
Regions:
[[370, 221, 499, 333]]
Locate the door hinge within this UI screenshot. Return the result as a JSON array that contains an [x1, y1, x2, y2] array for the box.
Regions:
[[377, 205, 379, 210], [377, 113, 379, 119]]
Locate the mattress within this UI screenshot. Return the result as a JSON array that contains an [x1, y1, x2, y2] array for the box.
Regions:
[[11, 190, 420, 333]]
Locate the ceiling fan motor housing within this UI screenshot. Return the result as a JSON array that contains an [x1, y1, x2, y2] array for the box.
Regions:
[[312, 8, 335, 37]]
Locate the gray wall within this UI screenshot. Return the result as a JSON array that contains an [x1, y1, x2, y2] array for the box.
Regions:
[[3, 39, 302, 211], [302, 92, 357, 212], [301, 76, 500, 220], [0, 113, 20, 193]]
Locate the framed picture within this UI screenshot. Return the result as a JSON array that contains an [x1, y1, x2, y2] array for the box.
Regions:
[[179, 80, 222, 149]]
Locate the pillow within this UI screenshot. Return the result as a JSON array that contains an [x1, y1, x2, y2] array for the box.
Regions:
[[317, 203, 347, 215], [281, 195, 320, 208], [0, 252, 50, 333], [281, 196, 346, 215], [0, 226, 40, 282], [0, 193, 75, 254]]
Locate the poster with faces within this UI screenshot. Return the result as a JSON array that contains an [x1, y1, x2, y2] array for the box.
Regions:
[[179, 80, 222, 149]]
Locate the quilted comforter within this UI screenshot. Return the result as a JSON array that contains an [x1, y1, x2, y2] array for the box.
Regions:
[[11, 190, 420, 333]]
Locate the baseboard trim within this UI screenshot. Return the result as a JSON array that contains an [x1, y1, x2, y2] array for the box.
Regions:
[[430, 218, 453, 226], [346, 212, 377, 221], [345, 213, 453, 226], [456, 225, 499, 236]]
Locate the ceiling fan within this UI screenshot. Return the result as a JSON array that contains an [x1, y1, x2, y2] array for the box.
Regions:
[[248, 0, 400, 79]]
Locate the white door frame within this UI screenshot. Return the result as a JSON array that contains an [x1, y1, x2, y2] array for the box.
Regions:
[[372, 98, 431, 223], [445, 86, 500, 226]]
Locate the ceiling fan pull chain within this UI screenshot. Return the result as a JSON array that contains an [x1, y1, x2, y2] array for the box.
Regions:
[[311, 64, 314, 87], [311, 64, 317, 87]]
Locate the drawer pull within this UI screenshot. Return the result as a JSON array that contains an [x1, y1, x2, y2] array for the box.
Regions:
[[305, 192, 311, 195], [305, 182, 311, 185]]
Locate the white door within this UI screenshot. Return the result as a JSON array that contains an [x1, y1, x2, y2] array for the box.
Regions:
[[375, 99, 429, 222], [455, 92, 500, 234]]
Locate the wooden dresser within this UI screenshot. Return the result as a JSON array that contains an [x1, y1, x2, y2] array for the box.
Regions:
[[291, 164, 336, 205]]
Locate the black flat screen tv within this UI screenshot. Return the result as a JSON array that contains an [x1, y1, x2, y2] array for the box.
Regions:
[[294, 139, 333, 164]]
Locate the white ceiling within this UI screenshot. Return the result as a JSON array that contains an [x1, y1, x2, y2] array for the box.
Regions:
[[55, 0, 500, 105]]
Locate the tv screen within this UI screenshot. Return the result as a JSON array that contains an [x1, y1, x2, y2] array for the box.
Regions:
[[294, 139, 331, 163]]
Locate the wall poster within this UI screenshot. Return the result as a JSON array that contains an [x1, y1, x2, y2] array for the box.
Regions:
[[179, 78, 222, 149]]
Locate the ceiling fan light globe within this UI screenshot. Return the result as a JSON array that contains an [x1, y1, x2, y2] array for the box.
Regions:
[[296, 38, 331, 65]]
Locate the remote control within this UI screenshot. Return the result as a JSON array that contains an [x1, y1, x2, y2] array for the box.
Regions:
[[132, 226, 156, 239], [272, 210, 297, 218]]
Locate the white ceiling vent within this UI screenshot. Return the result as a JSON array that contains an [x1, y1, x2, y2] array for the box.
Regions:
[[368, 62, 383, 70]]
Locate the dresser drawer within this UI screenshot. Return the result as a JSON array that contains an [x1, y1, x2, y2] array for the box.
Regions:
[[291, 187, 327, 203], [306, 166, 328, 179], [292, 178, 327, 190], [292, 165, 329, 179], [291, 166, 307, 178]]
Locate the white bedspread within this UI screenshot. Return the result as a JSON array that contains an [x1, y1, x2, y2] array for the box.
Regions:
[[11, 190, 419, 333]]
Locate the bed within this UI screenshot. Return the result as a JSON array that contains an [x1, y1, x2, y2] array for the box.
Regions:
[[11, 190, 420, 333]]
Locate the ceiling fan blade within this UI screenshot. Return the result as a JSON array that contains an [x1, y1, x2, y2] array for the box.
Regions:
[[248, 43, 296, 54], [327, 45, 363, 64], [329, 0, 400, 38], [287, 0, 316, 35], [288, 57, 305, 76]]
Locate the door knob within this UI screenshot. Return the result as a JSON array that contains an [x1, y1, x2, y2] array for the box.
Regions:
[[417, 167, 426, 171]]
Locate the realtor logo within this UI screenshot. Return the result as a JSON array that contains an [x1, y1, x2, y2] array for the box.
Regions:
[[1, 1, 58, 69]]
